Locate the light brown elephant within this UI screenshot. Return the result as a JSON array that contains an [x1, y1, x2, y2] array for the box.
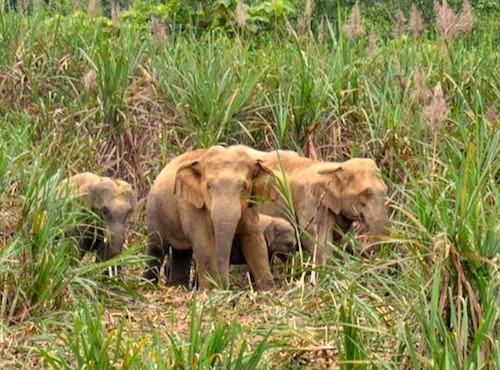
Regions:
[[254, 157, 390, 264], [143, 145, 275, 290], [60, 172, 136, 262], [230, 214, 297, 265]]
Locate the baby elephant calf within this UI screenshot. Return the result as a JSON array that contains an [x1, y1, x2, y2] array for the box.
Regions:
[[230, 214, 297, 265], [59, 172, 136, 263]]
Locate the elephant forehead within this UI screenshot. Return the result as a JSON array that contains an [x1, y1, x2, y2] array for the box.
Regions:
[[204, 158, 252, 173]]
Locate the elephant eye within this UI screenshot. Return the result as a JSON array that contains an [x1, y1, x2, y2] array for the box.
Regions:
[[101, 207, 111, 219]]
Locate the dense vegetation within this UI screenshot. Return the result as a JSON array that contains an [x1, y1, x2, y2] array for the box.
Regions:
[[0, 0, 498, 368]]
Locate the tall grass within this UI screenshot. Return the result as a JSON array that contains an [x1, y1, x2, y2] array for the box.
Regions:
[[0, 3, 498, 368]]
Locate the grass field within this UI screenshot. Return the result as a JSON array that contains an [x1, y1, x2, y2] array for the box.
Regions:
[[0, 1, 498, 368]]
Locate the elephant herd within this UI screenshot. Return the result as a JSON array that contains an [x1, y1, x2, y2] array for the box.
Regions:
[[61, 145, 390, 291]]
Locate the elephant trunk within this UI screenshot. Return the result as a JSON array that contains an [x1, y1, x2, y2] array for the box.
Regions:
[[99, 222, 126, 262], [211, 196, 242, 289], [361, 201, 389, 254]]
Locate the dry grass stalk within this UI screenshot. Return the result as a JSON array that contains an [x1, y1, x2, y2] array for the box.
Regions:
[[409, 5, 425, 37], [83, 70, 97, 92], [88, 0, 101, 18], [151, 17, 169, 46], [426, 82, 449, 131], [458, 0, 474, 34], [235, 1, 247, 30], [435, 0, 459, 41], [344, 1, 364, 40]]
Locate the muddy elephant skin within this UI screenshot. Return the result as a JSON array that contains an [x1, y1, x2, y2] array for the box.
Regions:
[[144, 145, 275, 290], [60, 172, 136, 262], [254, 157, 390, 264]]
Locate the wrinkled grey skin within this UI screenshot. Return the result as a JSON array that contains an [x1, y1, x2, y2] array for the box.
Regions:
[[143, 145, 275, 290], [60, 172, 136, 262], [230, 214, 297, 265], [253, 157, 390, 264]]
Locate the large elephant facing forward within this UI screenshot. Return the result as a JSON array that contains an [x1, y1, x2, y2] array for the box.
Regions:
[[143, 145, 275, 290], [254, 157, 390, 264], [60, 172, 136, 262]]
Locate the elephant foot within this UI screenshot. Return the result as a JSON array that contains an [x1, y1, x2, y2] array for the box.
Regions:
[[255, 278, 275, 291]]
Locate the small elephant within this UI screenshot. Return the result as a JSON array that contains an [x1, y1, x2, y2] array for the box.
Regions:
[[230, 214, 297, 265], [254, 157, 390, 264], [143, 145, 275, 290], [59, 172, 136, 262]]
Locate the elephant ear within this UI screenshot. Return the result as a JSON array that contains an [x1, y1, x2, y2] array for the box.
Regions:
[[311, 166, 344, 215], [252, 160, 274, 179], [64, 173, 104, 209], [174, 161, 204, 209], [116, 180, 137, 211]]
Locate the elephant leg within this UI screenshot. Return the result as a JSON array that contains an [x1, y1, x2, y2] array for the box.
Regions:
[[238, 211, 274, 291], [168, 248, 193, 288], [240, 233, 274, 290], [143, 231, 167, 284]]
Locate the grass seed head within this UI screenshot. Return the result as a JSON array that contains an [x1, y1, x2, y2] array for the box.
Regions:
[[20, 0, 30, 13], [88, 0, 101, 18], [151, 17, 169, 46], [435, 0, 459, 41], [426, 82, 449, 131], [235, 1, 247, 30], [83, 70, 97, 92], [111, 4, 121, 27], [345, 1, 364, 40], [458, 0, 474, 34], [393, 10, 407, 39], [368, 28, 378, 55], [318, 18, 325, 43], [410, 5, 425, 38]]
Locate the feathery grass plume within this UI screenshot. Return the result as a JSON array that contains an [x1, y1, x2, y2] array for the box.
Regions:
[[426, 82, 449, 131], [344, 1, 364, 40], [368, 28, 378, 55], [485, 107, 499, 129], [393, 10, 406, 39], [151, 17, 168, 46], [318, 18, 325, 43], [435, 0, 459, 41], [297, 16, 306, 36], [72, 0, 81, 12], [410, 5, 425, 37], [20, 0, 30, 13], [304, 0, 313, 32], [111, 4, 120, 27], [88, 0, 101, 18], [458, 0, 474, 33], [413, 69, 431, 104], [235, 1, 247, 30], [83, 70, 97, 92]]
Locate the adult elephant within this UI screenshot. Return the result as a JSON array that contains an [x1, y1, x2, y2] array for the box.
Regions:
[[60, 172, 136, 263], [143, 145, 275, 290], [254, 157, 390, 264]]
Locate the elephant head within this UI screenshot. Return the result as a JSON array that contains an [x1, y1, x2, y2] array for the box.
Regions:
[[260, 215, 297, 258], [65, 172, 136, 261], [311, 158, 389, 241], [174, 146, 273, 287]]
